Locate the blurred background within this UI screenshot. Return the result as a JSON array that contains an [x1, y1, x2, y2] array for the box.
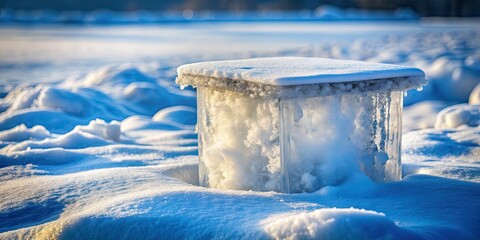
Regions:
[[1, 0, 479, 17]]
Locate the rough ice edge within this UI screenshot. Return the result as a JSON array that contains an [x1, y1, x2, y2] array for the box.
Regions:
[[176, 74, 428, 98]]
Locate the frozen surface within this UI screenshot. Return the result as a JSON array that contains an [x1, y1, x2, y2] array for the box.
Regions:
[[177, 57, 425, 86], [1, 20, 480, 239], [197, 86, 403, 193]]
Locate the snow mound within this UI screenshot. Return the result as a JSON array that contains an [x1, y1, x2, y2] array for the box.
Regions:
[[152, 106, 196, 125], [1, 85, 43, 113], [122, 81, 178, 113], [426, 55, 480, 102], [0, 85, 131, 133], [262, 208, 415, 239], [403, 101, 451, 132], [1, 119, 121, 153], [435, 104, 480, 129], [81, 64, 157, 87], [469, 83, 480, 104], [2, 85, 95, 117], [71, 64, 195, 116], [0, 124, 50, 142], [74, 119, 121, 142], [37, 87, 90, 116]]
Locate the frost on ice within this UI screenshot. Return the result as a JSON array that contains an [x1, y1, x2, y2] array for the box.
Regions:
[[177, 57, 427, 193]]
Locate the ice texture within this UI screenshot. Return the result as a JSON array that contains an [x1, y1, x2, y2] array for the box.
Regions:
[[177, 57, 426, 86], [184, 57, 423, 193], [197, 86, 403, 193]]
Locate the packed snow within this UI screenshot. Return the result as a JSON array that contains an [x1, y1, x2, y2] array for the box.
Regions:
[[0, 19, 480, 239], [177, 57, 425, 85]]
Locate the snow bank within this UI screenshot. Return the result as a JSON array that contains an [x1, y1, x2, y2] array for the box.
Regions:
[[74, 119, 121, 142], [0, 65, 196, 133], [1, 165, 478, 239], [0, 85, 130, 133], [0, 124, 50, 142], [152, 106, 196, 126], [0, 109, 87, 134], [71, 64, 195, 116], [1, 119, 120, 153], [435, 65, 480, 103], [435, 104, 480, 129], [262, 208, 415, 239], [403, 101, 451, 132], [37, 87, 90, 116]]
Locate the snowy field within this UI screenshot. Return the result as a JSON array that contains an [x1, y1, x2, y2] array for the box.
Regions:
[[0, 19, 480, 239]]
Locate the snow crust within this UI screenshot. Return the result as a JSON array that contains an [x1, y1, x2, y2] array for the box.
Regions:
[[177, 57, 426, 87], [0, 21, 479, 239]]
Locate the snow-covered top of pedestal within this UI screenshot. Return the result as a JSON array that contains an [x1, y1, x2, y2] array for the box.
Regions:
[[177, 57, 427, 98]]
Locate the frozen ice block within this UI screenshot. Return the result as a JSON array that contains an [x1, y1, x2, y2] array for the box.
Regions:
[[177, 57, 426, 193]]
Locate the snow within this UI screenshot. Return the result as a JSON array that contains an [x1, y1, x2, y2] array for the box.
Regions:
[[403, 101, 452, 132], [435, 104, 480, 129], [469, 83, 480, 104], [0, 124, 50, 143], [261, 208, 414, 239], [177, 57, 425, 86], [0, 19, 480, 239], [403, 128, 480, 182]]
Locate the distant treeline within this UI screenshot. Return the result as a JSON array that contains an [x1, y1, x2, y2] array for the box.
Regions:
[[1, 0, 479, 17]]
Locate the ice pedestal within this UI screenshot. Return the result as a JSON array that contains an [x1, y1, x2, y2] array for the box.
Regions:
[[177, 57, 426, 193]]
